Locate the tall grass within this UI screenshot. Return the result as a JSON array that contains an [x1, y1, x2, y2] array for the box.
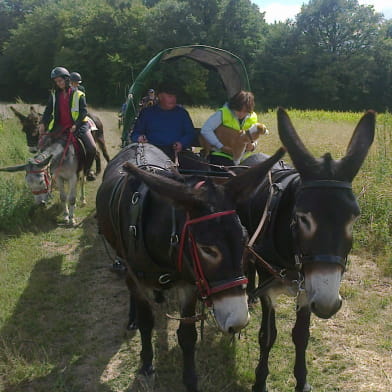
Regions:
[[0, 108, 34, 234], [354, 113, 392, 274]]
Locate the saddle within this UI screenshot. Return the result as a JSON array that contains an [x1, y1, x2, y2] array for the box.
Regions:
[[39, 128, 87, 173]]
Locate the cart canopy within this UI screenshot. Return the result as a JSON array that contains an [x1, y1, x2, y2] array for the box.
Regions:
[[122, 45, 250, 142]]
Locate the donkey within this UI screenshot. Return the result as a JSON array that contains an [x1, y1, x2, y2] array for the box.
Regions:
[[10, 106, 41, 153], [96, 143, 285, 392], [0, 136, 86, 225], [10, 106, 110, 175], [237, 108, 375, 392]]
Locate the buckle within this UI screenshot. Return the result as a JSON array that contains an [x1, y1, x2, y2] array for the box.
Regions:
[[129, 225, 137, 237]]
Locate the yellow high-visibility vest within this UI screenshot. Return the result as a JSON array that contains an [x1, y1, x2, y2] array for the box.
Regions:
[[48, 89, 87, 131], [211, 105, 258, 160]]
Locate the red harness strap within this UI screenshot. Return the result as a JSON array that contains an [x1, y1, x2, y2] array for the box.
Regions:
[[177, 209, 248, 302]]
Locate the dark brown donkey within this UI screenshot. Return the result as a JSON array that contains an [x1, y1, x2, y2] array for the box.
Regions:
[[96, 143, 285, 392], [238, 108, 375, 392], [10, 106, 110, 175]]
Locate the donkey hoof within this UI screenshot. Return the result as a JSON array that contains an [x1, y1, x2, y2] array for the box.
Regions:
[[80, 199, 87, 207], [68, 218, 76, 227], [139, 364, 155, 377], [136, 367, 155, 391], [296, 383, 312, 392], [127, 321, 138, 331], [86, 171, 96, 181]]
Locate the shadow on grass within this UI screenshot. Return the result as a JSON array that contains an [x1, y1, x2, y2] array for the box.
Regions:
[[1, 213, 250, 392], [0, 213, 128, 392]]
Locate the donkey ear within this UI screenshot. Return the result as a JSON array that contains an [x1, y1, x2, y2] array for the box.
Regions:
[[0, 163, 28, 172], [224, 148, 286, 203], [10, 106, 27, 121], [122, 162, 204, 210], [277, 107, 318, 177], [336, 110, 375, 182]]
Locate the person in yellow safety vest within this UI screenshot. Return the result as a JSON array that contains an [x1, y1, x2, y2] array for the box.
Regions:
[[38, 66, 97, 181], [200, 90, 260, 167]]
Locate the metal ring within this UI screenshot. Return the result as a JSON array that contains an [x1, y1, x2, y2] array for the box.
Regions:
[[131, 192, 140, 204], [158, 273, 171, 285]]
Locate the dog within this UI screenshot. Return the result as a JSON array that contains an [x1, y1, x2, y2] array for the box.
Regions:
[[199, 123, 269, 165]]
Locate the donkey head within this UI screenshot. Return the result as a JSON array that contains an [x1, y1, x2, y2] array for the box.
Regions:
[[10, 106, 41, 152], [278, 108, 375, 318], [122, 149, 285, 333], [0, 154, 53, 205]]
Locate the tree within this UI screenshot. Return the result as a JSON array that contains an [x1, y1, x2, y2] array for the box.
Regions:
[[296, 0, 382, 55]]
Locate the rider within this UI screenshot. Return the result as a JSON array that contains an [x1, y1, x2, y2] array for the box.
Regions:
[[38, 66, 97, 181], [70, 72, 85, 93], [131, 83, 196, 161], [139, 88, 158, 110], [200, 90, 259, 166]]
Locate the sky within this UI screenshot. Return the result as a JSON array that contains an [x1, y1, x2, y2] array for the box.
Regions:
[[253, 0, 392, 23]]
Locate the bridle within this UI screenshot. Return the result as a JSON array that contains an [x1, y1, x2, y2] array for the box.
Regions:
[[246, 177, 352, 298], [177, 210, 248, 305], [27, 167, 51, 195], [291, 180, 352, 272]]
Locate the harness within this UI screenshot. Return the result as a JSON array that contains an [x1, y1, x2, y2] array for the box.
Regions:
[[292, 180, 351, 271], [246, 171, 350, 298], [109, 145, 248, 307], [177, 209, 248, 305]]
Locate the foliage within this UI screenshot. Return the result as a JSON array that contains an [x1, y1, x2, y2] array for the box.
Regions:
[[0, 0, 392, 111]]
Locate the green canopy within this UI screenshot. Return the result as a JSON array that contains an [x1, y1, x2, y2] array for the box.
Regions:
[[122, 45, 250, 143]]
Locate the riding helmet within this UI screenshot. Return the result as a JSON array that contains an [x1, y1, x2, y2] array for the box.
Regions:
[[70, 72, 82, 82], [50, 67, 70, 79]]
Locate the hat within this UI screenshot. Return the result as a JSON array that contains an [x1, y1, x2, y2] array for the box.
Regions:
[[147, 88, 155, 93], [157, 82, 179, 95]]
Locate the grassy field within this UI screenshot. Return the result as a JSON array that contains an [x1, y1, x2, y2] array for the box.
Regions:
[[0, 104, 391, 392]]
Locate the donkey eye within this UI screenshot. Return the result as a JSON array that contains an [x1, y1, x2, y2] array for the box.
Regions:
[[296, 212, 317, 236], [200, 246, 218, 258]]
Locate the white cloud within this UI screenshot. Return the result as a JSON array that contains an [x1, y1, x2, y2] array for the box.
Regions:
[[256, 0, 392, 23], [358, 0, 392, 18], [262, 3, 302, 23]]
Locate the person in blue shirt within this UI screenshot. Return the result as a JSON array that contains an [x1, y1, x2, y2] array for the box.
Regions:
[[131, 83, 196, 161]]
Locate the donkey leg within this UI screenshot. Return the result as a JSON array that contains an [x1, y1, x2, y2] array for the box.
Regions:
[[125, 276, 138, 330], [57, 178, 69, 223], [95, 150, 101, 176], [292, 304, 312, 392], [67, 174, 78, 225], [97, 136, 110, 162], [79, 174, 86, 206], [135, 297, 155, 376], [253, 295, 277, 392], [177, 289, 199, 392]]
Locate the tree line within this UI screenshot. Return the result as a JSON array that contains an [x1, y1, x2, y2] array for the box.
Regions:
[[1, 0, 392, 111]]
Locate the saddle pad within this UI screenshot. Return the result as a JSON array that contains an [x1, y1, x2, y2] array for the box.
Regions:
[[86, 116, 98, 131], [122, 143, 175, 169]]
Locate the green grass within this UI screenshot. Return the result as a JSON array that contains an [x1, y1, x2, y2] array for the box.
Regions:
[[0, 107, 390, 392]]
